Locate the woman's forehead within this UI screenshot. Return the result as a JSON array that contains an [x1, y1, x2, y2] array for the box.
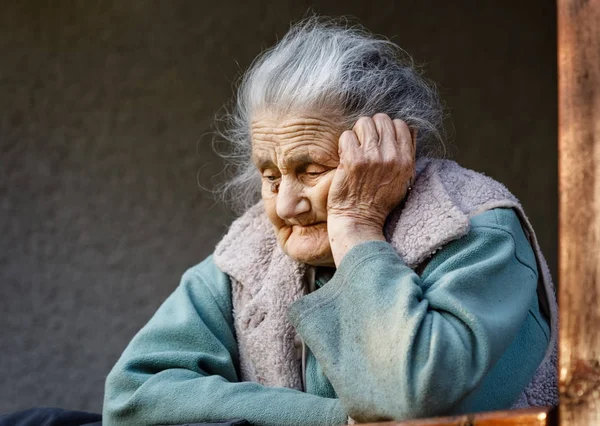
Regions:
[[251, 115, 340, 140], [250, 118, 340, 169], [251, 114, 340, 158]]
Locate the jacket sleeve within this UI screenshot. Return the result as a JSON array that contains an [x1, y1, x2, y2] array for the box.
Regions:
[[103, 256, 346, 426], [288, 208, 549, 422]]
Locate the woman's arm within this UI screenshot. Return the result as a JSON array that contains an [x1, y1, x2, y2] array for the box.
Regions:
[[103, 256, 346, 426], [288, 208, 549, 422]]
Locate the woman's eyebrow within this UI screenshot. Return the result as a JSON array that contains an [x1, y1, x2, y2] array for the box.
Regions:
[[283, 153, 314, 166], [253, 155, 276, 169], [254, 152, 328, 170]]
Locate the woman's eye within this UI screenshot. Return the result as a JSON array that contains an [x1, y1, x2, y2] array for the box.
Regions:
[[304, 166, 327, 177], [262, 172, 280, 181]]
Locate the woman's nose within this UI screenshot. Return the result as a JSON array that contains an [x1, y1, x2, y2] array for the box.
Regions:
[[275, 178, 310, 220]]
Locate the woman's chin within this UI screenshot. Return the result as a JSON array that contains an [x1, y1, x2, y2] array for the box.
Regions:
[[282, 236, 333, 266]]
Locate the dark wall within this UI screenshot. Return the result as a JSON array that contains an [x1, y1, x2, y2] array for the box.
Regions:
[[0, 0, 557, 414]]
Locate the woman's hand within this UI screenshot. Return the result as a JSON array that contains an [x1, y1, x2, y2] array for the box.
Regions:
[[327, 114, 416, 266]]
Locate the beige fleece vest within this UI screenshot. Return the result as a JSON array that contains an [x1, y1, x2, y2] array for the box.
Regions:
[[214, 158, 558, 408]]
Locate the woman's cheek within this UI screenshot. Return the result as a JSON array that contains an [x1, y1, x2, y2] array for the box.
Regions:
[[261, 186, 281, 226], [314, 172, 335, 209]]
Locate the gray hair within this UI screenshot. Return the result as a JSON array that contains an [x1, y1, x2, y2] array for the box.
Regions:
[[215, 17, 446, 213]]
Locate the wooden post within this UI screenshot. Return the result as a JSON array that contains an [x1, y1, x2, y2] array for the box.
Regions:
[[558, 0, 600, 424]]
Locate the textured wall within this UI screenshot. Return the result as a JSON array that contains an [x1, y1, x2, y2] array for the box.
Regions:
[[0, 0, 557, 414]]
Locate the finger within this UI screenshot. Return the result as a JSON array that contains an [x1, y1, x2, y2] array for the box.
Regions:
[[373, 113, 396, 153], [393, 119, 415, 163], [352, 116, 378, 148], [338, 130, 360, 164]]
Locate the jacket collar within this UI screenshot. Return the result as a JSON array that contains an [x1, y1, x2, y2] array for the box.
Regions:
[[216, 158, 472, 280]]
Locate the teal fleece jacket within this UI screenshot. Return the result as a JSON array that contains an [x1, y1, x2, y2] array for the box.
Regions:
[[103, 208, 550, 426]]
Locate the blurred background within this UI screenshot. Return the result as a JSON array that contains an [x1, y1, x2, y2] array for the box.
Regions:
[[0, 0, 557, 414]]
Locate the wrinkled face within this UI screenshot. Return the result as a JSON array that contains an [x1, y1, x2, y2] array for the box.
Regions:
[[251, 113, 342, 266]]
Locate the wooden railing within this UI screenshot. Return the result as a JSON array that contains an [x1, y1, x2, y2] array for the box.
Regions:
[[359, 407, 555, 426]]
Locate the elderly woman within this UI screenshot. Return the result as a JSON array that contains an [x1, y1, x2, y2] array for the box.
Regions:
[[103, 18, 557, 426]]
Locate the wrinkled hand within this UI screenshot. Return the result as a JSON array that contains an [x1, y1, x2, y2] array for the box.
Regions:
[[327, 114, 416, 265]]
